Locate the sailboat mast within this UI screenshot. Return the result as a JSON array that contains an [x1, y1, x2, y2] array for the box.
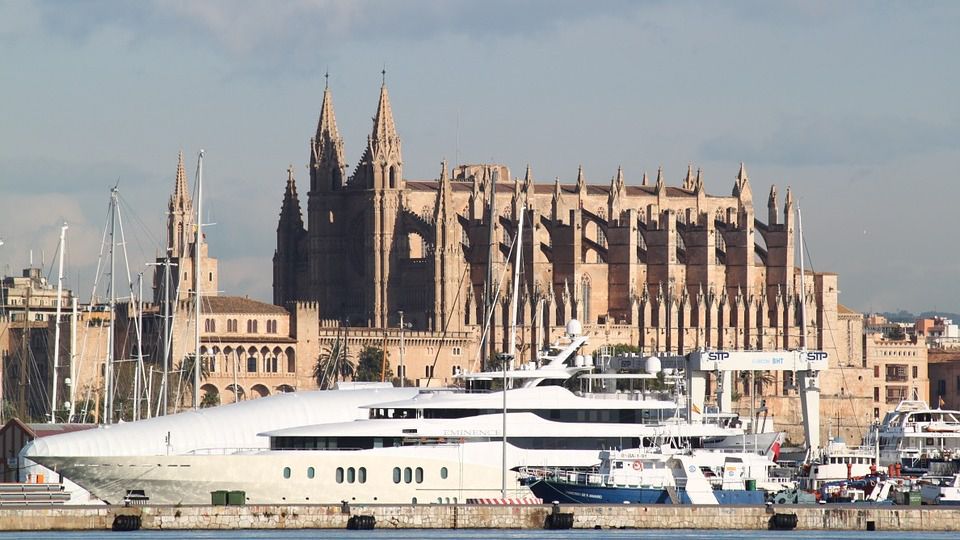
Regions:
[[50, 222, 67, 423], [797, 202, 807, 351], [67, 296, 77, 421], [484, 169, 499, 367], [502, 205, 524, 499], [162, 248, 171, 415], [105, 187, 118, 424], [193, 150, 204, 410]]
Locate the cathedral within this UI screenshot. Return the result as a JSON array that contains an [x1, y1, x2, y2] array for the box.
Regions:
[[272, 78, 874, 445]]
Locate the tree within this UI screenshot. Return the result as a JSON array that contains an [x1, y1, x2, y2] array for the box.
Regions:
[[355, 346, 392, 382], [201, 391, 220, 408], [176, 353, 210, 406], [736, 370, 776, 398], [313, 339, 354, 389]]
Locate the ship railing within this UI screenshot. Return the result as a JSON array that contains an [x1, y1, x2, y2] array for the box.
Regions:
[[185, 447, 268, 455]]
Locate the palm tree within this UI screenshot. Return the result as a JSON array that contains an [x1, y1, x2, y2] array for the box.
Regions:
[[176, 353, 211, 408], [737, 370, 777, 398], [314, 339, 354, 389]]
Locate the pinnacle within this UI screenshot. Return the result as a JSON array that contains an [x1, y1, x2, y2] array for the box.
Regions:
[[371, 80, 398, 144], [171, 150, 191, 210], [642, 171, 648, 186], [738, 161, 748, 182], [576, 165, 586, 192]]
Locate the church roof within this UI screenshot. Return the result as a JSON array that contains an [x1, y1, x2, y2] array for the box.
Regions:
[[202, 296, 288, 315]]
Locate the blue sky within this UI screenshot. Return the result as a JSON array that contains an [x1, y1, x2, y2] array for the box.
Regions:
[[1, 1, 958, 313]]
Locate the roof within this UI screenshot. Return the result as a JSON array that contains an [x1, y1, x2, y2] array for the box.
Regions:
[[202, 296, 288, 315], [837, 304, 859, 315], [0, 419, 97, 440]]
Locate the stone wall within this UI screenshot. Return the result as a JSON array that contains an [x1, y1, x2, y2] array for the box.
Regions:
[[2, 504, 960, 531]]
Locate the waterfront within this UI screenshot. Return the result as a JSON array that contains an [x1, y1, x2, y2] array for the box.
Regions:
[[2, 530, 960, 540]]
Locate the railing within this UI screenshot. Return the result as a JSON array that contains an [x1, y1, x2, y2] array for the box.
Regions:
[[885, 374, 909, 382]]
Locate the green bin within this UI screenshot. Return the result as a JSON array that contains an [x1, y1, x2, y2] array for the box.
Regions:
[[745, 479, 757, 491], [908, 491, 921, 506], [227, 490, 246, 506], [210, 490, 228, 506]]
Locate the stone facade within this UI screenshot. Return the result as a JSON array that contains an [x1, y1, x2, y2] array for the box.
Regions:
[[864, 334, 929, 417], [269, 80, 870, 445]]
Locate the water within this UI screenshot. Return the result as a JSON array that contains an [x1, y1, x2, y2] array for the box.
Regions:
[[0, 531, 955, 540]]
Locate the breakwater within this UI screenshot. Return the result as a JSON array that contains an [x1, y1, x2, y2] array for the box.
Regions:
[[1, 504, 959, 531]]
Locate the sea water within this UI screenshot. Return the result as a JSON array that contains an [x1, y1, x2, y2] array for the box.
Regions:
[[0, 530, 956, 540]]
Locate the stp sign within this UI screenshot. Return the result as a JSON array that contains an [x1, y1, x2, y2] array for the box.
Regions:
[[707, 351, 730, 361], [805, 351, 829, 362]]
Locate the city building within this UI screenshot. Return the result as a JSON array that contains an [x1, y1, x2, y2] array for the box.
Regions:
[[864, 333, 929, 418], [270, 79, 872, 445]]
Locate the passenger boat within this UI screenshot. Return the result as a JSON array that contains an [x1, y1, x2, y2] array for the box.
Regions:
[[521, 445, 787, 505], [864, 400, 960, 472]]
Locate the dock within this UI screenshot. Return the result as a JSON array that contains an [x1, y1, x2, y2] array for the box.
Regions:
[[1, 503, 960, 531]]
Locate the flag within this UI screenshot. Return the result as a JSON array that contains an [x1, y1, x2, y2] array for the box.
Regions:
[[940, 396, 946, 408], [691, 403, 701, 414]]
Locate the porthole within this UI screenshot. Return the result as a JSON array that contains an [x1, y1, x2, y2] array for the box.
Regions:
[[393, 467, 401, 484], [283, 467, 291, 479], [336, 467, 344, 484], [347, 467, 356, 483], [440, 467, 448, 479], [307, 467, 315, 479], [359, 467, 367, 484], [404, 467, 412, 484], [415, 467, 423, 483]]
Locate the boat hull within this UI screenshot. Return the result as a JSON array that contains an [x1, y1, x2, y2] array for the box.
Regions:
[[527, 479, 765, 505]]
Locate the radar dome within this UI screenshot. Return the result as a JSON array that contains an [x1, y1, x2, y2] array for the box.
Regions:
[[566, 319, 582, 336], [645, 355, 661, 375]]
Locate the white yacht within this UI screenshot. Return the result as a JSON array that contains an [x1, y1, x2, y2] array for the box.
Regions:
[[865, 400, 960, 471], [27, 321, 777, 505]]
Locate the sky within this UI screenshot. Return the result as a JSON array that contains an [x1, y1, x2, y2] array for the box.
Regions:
[[0, 1, 958, 314]]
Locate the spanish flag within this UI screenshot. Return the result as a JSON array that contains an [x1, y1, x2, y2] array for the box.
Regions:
[[691, 403, 701, 414]]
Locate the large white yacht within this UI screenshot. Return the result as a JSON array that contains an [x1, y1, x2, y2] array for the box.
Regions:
[[27, 321, 778, 505], [865, 399, 960, 471]]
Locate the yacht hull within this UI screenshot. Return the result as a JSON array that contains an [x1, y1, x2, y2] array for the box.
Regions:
[[527, 479, 765, 505]]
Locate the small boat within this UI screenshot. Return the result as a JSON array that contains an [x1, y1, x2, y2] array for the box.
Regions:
[[522, 447, 786, 505], [920, 473, 960, 505]]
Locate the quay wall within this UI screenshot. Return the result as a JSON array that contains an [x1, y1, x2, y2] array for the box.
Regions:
[[1, 504, 959, 531]]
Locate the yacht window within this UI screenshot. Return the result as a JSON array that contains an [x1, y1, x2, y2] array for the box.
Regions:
[[347, 467, 356, 483], [393, 467, 401, 484], [404, 467, 413, 483], [307, 467, 315, 479], [415, 467, 424, 483], [615, 462, 624, 469], [359, 467, 367, 483], [283, 467, 291, 479], [440, 467, 448, 479], [336, 467, 344, 483]]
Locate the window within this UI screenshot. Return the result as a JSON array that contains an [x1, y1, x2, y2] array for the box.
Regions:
[[204, 318, 216, 332], [452, 346, 462, 356], [403, 467, 412, 483], [425, 365, 434, 378], [347, 467, 356, 483], [336, 467, 344, 483], [912, 366, 918, 378], [398, 365, 406, 379], [415, 467, 423, 483], [265, 356, 278, 373], [873, 365, 879, 378], [247, 357, 257, 373], [283, 467, 291, 479], [451, 365, 461, 376], [874, 387, 880, 402], [358, 467, 367, 484], [247, 319, 258, 333], [440, 467, 448, 479], [227, 319, 237, 333], [938, 379, 947, 397], [393, 467, 401, 484], [209, 272, 213, 282], [266, 320, 277, 334], [307, 467, 315, 479]]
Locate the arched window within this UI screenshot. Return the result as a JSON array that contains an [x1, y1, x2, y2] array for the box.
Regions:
[[389, 166, 397, 189], [247, 319, 258, 333], [581, 276, 592, 324], [204, 318, 215, 332]]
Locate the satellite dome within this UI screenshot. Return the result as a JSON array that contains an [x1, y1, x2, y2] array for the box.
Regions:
[[566, 319, 582, 336], [645, 356, 661, 375]]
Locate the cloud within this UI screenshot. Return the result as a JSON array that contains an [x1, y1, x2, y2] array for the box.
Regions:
[[700, 114, 960, 167]]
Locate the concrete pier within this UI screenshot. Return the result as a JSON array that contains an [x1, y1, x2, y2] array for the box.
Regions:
[[1, 504, 959, 531]]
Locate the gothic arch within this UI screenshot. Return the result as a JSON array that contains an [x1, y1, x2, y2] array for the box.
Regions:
[[251, 384, 270, 399], [285, 346, 296, 373]]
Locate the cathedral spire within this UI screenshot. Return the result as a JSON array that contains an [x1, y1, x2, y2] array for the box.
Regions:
[[171, 150, 190, 210], [311, 81, 346, 192], [613, 165, 625, 193], [641, 170, 649, 187], [279, 165, 304, 230], [683, 163, 695, 190], [576, 165, 586, 193], [354, 76, 403, 190], [167, 151, 193, 258], [371, 79, 399, 152]]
